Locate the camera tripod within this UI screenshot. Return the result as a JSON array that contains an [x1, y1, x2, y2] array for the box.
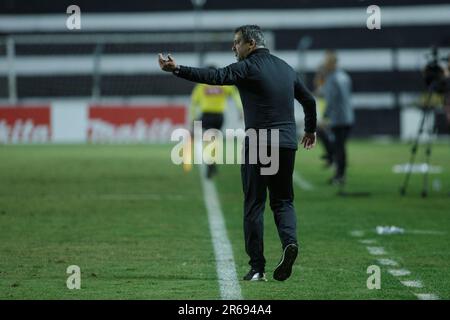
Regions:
[[400, 89, 439, 198]]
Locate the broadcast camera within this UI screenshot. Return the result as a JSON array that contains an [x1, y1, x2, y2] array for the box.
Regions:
[[400, 46, 449, 198], [423, 46, 449, 94]]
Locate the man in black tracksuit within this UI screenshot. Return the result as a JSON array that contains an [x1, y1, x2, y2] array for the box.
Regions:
[[159, 25, 317, 281]]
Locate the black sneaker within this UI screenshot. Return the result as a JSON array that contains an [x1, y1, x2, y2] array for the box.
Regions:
[[243, 269, 267, 281], [273, 244, 298, 281]]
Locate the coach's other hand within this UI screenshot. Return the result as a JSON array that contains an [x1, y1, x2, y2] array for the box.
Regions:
[[158, 53, 177, 72], [301, 132, 316, 150]]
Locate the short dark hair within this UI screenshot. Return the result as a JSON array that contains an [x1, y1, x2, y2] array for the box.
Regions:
[[234, 25, 266, 47]]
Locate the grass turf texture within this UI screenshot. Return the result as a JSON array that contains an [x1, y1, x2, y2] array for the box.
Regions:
[[0, 141, 449, 299]]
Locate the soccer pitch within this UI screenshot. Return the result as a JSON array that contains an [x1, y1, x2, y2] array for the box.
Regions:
[[0, 141, 449, 299]]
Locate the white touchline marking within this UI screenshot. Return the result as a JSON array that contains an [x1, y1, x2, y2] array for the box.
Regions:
[[367, 247, 387, 255], [350, 230, 365, 237], [359, 239, 377, 245], [388, 269, 411, 277], [293, 170, 314, 191], [196, 139, 243, 300], [353, 229, 440, 300], [401, 280, 423, 288], [377, 258, 399, 266], [415, 293, 440, 300]]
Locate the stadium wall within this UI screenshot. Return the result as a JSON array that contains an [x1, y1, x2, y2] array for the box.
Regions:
[[1, 1, 449, 141], [1, 102, 443, 144]]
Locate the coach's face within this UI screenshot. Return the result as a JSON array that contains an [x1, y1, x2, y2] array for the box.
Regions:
[[232, 31, 255, 61]]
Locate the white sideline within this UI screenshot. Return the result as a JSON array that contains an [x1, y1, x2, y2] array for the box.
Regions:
[[376, 258, 399, 266], [388, 269, 411, 277], [367, 246, 387, 256], [415, 293, 440, 300], [196, 140, 243, 300], [401, 280, 423, 288], [359, 239, 377, 245], [350, 230, 365, 237], [355, 233, 441, 300]]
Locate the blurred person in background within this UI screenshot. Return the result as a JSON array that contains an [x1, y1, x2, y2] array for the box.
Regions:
[[159, 25, 316, 282], [313, 64, 334, 168], [319, 51, 354, 186], [445, 54, 450, 127], [190, 66, 243, 178]]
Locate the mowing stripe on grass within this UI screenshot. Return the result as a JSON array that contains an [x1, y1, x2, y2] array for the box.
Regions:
[[196, 141, 243, 300], [293, 170, 314, 191], [96, 194, 185, 201], [407, 230, 447, 235]]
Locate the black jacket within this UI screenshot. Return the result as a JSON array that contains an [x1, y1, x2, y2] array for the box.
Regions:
[[175, 48, 316, 149]]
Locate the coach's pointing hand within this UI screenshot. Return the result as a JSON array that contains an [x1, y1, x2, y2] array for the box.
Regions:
[[158, 53, 178, 72]]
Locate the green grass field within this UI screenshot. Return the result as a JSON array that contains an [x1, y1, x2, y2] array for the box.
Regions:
[[0, 140, 449, 299]]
